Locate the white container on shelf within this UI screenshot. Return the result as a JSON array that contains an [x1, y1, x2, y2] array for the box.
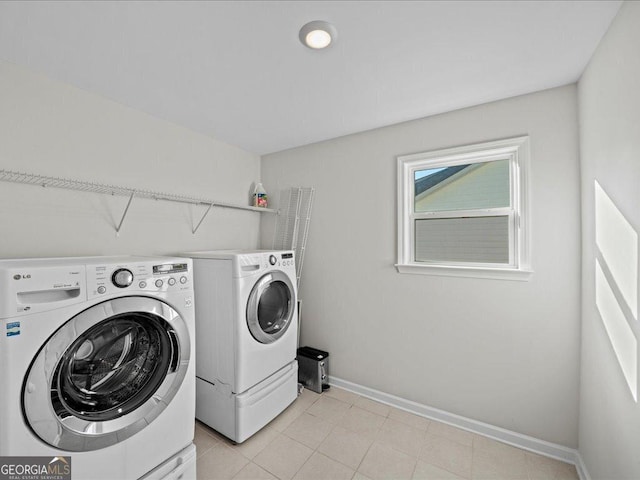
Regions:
[[253, 182, 268, 208]]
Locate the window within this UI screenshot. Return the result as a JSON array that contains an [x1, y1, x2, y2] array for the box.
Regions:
[[396, 136, 531, 280]]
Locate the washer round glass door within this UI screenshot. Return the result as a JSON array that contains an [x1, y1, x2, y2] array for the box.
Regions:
[[246, 270, 296, 344], [22, 296, 190, 452]]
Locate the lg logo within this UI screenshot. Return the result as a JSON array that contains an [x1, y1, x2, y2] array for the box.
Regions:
[[13, 274, 31, 280]]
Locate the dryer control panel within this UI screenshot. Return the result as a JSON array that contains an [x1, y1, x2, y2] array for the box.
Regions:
[[235, 251, 296, 278], [263, 252, 295, 270]]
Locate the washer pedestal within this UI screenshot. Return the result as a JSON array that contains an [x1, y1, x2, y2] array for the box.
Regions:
[[196, 361, 298, 443]]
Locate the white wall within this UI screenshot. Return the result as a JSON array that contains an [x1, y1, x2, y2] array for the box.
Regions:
[[261, 85, 581, 447], [0, 61, 261, 258], [578, 2, 640, 477]]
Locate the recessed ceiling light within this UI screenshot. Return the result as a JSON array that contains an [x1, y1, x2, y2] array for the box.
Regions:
[[299, 21, 337, 50]]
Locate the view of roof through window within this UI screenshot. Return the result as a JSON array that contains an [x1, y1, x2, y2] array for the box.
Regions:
[[414, 165, 468, 196]]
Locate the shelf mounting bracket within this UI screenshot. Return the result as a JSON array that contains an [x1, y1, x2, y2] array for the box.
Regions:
[[116, 191, 136, 235], [192, 203, 214, 234]]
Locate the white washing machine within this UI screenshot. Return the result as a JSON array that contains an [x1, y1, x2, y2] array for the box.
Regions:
[[0, 256, 197, 480], [182, 250, 298, 443]]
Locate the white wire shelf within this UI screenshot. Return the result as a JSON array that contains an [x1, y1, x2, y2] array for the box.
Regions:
[[0, 169, 277, 234]]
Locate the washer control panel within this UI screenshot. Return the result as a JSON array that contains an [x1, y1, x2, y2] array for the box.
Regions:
[[87, 260, 192, 298]]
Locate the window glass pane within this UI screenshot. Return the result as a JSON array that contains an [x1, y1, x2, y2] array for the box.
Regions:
[[415, 216, 509, 263], [414, 159, 510, 212]]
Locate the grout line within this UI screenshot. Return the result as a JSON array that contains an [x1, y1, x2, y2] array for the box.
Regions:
[[283, 393, 347, 480], [352, 429, 375, 478]]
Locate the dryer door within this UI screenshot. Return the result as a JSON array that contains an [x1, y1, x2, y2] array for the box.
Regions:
[[246, 270, 296, 344], [22, 296, 190, 452]]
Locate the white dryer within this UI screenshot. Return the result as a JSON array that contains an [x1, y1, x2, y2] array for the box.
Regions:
[[183, 250, 298, 443], [0, 256, 196, 480]]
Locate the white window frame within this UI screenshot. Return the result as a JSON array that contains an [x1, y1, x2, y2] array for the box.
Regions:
[[396, 136, 532, 281]]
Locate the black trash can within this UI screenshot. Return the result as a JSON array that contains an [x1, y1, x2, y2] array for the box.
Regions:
[[297, 347, 329, 394]]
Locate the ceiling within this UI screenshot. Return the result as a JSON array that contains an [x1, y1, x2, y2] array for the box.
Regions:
[[0, 1, 621, 155]]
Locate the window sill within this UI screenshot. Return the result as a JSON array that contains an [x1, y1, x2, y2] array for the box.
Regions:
[[395, 263, 533, 281]]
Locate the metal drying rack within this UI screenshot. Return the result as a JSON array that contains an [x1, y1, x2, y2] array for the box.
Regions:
[[272, 187, 315, 348], [0, 169, 277, 234], [273, 187, 315, 288]]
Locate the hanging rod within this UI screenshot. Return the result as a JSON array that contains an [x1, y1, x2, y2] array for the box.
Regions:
[[0, 169, 277, 233]]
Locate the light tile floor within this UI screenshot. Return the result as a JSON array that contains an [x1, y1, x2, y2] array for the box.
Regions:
[[194, 387, 579, 480]]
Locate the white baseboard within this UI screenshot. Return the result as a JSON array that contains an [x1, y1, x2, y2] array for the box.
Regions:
[[574, 452, 592, 480], [329, 376, 590, 478]]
